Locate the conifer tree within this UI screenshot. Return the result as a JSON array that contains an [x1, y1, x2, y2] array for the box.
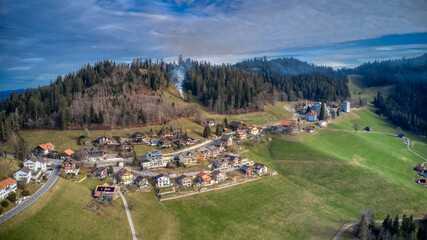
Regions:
[[216, 124, 222, 136], [203, 125, 211, 138]]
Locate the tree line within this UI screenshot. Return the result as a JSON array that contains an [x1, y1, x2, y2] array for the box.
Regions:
[[184, 57, 350, 114], [354, 206, 426, 240], [363, 54, 427, 135]]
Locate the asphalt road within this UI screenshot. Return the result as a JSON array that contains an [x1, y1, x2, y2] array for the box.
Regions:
[[0, 166, 60, 225]]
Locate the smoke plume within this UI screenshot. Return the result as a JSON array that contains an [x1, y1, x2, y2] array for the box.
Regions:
[[172, 65, 185, 99]]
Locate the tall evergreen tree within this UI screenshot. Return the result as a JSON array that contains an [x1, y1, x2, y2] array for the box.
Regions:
[[89, 104, 95, 123], [84, 128, 90, 138], [98, 110, 104, 124], [216, 124, 222, 136], [203, 125, 211, 138], [392, 215, 400, 236], [223, 118, 229, 128], [319, 102, 326, 120]]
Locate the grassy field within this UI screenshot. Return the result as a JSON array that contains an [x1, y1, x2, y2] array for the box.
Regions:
[[0, 178, 131, 240], [0, 157, 20, 181]]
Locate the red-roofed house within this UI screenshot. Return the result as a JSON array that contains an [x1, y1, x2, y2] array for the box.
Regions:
[[247, 125, 260, 135], [35, 142, 55, 155], [0, 178, 17, 200], [235, 130, 247, 140], [60, 149, 75, 159], [196, 171, 213, 185]]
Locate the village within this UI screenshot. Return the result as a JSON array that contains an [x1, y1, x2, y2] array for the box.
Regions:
[[1, 99, 425, 214]]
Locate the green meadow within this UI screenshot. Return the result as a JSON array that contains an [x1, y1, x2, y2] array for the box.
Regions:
[[0, 178, 131, 240]]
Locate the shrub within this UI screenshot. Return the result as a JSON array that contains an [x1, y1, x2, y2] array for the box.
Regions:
[[1, 201, 9, 208], [7, 192, 16, 203], [21, 190, 30, 196]]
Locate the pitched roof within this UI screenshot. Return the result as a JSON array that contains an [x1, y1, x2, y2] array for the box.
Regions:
[[196, 171, 211, 178], [229, 121, 243, 127], [253, 163, 266, 169], [37, 142, 55, 150], [240, 165, 253, 171], [177, 175, 191, 181], [211, 170, 224, 178], [307, 110, 317, 116], [18, 167, 31, 174], [134, 176, 145, 182], [0, 177, 16, 189], [156, 174, 169, 179], [281, 120, 298, 126], [118, 168, 132, 176], [62, 149, 74, 156]]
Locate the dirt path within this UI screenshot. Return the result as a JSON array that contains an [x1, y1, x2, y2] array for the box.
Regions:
[[119, 190, 137, 240]]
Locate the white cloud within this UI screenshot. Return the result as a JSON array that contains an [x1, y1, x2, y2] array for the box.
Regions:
[[7, 66, 32, 71]]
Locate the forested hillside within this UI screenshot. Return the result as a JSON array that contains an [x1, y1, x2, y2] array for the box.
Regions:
[[0, 58, 200, 142], [351, 53, 427, 86], [184, 57, 350, 114], [355, 54, 427, 134]]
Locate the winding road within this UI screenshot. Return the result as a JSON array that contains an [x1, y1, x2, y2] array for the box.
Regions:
[[0, 166, 60, 225]]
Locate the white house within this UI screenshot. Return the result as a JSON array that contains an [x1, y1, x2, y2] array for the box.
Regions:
[[156, 174, 172, 188], [147, 151, 163, 161], [0, 178, 17, 200], [14, 167, 32, 183], [24, 158, 47, 173], [253, 163, 268, 174], [343, 101, 350, 113]]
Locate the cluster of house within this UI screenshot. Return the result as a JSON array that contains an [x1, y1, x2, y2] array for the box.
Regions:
[[264, 120, 299, 134], [13, 157, 48, 184], [132, 130, 198, 149], [142, 132, 240, 170], [212, 154, 267, 175], [416, 163, 427, 186], [305, 101, 350, 121], [154, 161, 267, 190], [91, 167, 151, 201]]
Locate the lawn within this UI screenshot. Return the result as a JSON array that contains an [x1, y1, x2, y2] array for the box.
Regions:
[[330, 106, 399, 134], [0, 178, 131, 240], [0, 157, 20, 181]]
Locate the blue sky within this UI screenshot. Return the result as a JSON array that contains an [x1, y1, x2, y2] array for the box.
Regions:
[[0, 0, 426, 90]]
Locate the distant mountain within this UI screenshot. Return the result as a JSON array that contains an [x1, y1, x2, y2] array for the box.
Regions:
[[0, 89, 25, 100]]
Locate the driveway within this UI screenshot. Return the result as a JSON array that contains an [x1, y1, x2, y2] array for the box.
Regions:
[[0, 166, 60, 224]]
